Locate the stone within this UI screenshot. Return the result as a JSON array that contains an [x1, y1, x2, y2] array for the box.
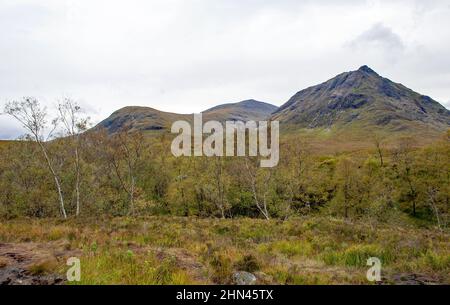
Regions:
[[232, 271, 257, 285]]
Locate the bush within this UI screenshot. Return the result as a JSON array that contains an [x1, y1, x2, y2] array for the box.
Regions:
[[209, 253, 233, 284], [235, 254, 260, 272]]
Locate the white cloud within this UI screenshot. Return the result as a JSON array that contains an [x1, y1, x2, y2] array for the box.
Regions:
[[349, 23, 404, 52], [1, 0, 449, 138]]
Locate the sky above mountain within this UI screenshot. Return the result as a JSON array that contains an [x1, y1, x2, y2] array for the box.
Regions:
[[1, 0, 450, 139]]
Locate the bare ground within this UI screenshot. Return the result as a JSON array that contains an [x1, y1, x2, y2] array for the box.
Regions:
[[0, 242, 80, 285]]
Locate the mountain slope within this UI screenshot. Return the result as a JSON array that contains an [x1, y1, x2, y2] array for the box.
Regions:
[[95, 106, 189, 133], [96, 100, 277, 133], [203, 99, 277, 122], [272, 66, 450, 133]]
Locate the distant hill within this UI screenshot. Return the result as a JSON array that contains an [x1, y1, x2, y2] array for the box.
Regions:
[[95, 106, 190, 133], [0, 140, 14, 148], [272, 65, 450, 134], [203, 99, 277, 122], [95, 100, 277, 134]]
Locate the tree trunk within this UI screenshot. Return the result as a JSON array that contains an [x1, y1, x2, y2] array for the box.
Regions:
[[75, 145, 80, 216], [129, 175, 135, 216], [428, 188, 442, 231], [38, 141, 67, 219], [377, 148, 384, 167], [244, 159, 270, 220]]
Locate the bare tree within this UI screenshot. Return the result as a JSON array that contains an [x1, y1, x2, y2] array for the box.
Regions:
[[57, 97, 89, 216], [4, 97, 67, 218]]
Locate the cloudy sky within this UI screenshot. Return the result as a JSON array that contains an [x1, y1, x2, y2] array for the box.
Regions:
[[1, 0, 450, 139]]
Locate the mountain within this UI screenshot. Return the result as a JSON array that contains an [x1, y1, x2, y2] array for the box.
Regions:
[[95, 106, 189, 133], [203, 99, 277, 122], [95, 66, 450, 136], [96, 100, 277, 133], [272, 65, 450, 133]]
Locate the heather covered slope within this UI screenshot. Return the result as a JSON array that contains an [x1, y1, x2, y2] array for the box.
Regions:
[[272, 66, 450, 134]]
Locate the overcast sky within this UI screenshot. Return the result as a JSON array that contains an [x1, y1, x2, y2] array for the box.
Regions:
[[1, 0, 450, 139]]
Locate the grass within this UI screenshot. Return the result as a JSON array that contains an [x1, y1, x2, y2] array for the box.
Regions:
[[0, 216, 448, 284], [321, 244, 394, 267], [258, 240, 314, 258], [71, 248, 191, 285], [28, 260, 59, 276]]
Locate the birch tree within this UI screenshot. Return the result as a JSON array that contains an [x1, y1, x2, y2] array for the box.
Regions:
[[57, 97, 89, 216], [4, 97, 67, 218], [243, 157, 272, 220]]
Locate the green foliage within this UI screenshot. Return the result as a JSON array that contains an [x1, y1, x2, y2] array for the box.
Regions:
[[321, 244, 395, 267], [0, 128, 449, 229]]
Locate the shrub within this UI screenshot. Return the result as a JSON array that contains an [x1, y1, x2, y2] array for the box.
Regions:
[[209, 253, 232, 284], [235, 254, 260, 272]]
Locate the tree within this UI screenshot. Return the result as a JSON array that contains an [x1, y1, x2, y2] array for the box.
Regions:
[[392, 137, 418, 216], [278, 139, 312, 218], [427, 187, 443, 231], [57, 97, 89, 216], [4, 97, 67, 219], [243, 157, 272, 220], [420, 136, 450, 229], [105, 127, 144, 216], [334, 158, 361, 218], [212, 157, 227, 218], [372, 133, 385, 167]]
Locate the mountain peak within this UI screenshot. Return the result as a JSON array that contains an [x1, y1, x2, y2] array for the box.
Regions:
[[236, 99, 277, 109], [205, 99, 276, 113], [203, 99, 277, 122], [272, 66, 450, 132], [357, 65, 378, 75], [238, 99, 262, 105]]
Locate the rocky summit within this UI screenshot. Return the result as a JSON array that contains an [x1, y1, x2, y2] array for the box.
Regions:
[[271, 65, 450, 133]]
